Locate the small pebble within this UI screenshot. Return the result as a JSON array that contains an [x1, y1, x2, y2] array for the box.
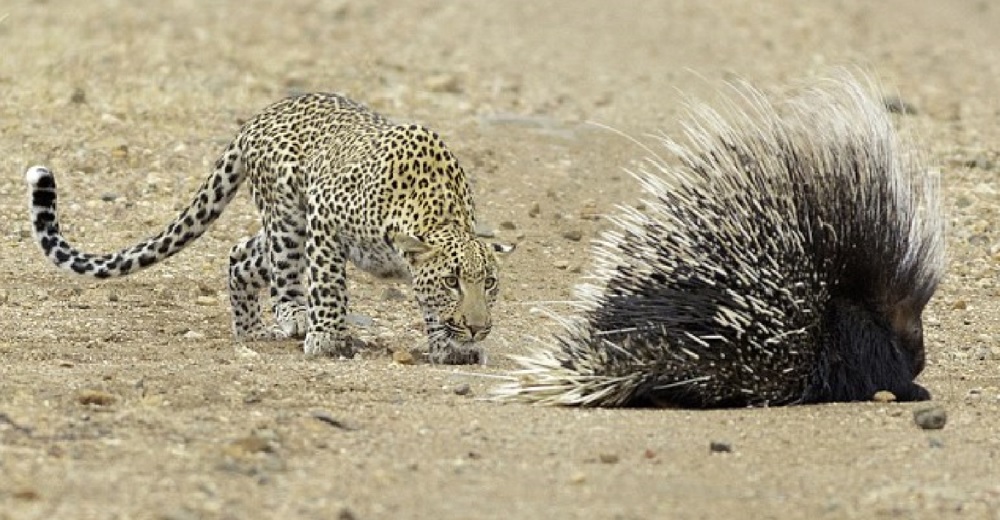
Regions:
[[183, 330, 206, 340], [569, 472, 587, 484], [872, 390, 897, 403], [100, 192, 119, 202], [974, 347, 993, 361], [381, 287, 406, 301], [160, 507, 200, 520], [337, 506, 359, 520], [553, 260, 570, 270], [579, 200, 601, 220], [346, 313, 374, 329], [561, 229, 583, 242], [499, 220, 517, 231], [598, 453, 619, 464], [311, 410, 357, 431], [913, 406, 947, 430], [424, 73, 462, 94], [70, 87, 86, 104], [528, 202, 541, 218], [234, 344, 261, 359], [965, 155, 993, 170], [77, 389, 116, 406], [453, 383, 472, 396], [392, 349, 415, 365], [101, 113, 123, 125], [195, 295, 216, 306], [882, 95, 918, 115], [709, 441, 732, 453], [12, 488, 41, 501], [474, 222, 496, 238], [226, 435, 272, 456]]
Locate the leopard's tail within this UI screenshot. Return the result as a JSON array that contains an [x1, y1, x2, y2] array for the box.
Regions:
[[25, 143, 244, 279]]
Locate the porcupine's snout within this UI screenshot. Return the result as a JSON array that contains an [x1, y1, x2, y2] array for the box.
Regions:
[[806, 297, 931, 404]]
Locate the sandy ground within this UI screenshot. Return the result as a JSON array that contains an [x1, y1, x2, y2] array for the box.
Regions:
[[1, 1, 999, 519]]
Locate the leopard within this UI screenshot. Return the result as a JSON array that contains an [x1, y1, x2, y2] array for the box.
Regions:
[[25, 92, 513, 364]]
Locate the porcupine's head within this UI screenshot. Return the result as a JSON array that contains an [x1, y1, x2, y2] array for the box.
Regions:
[[770, 76, 946, 405], [798, 94, 945, 403], [495, 73, 945, 408]]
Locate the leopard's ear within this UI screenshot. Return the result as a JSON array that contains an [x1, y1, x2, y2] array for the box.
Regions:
[[391, 232, 434, 262]]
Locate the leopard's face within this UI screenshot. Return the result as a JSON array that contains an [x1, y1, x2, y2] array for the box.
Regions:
[[408, 236, 504, 347], [393, 228, 513, 352]]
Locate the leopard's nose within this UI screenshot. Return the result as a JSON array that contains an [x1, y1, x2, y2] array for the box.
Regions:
[[467, 323, 490, 340]]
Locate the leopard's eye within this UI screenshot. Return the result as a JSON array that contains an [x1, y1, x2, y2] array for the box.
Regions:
[[484, 276, 497, 290], [444, 276, 460, 289]]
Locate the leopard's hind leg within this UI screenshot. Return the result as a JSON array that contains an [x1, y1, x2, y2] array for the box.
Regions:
[[229, 231, 283, 339]]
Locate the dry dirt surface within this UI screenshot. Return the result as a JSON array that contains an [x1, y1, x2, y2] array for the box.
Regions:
[[1, 1, 999, 519]]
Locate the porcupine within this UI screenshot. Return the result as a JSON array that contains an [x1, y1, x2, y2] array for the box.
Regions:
[[495, 74, 945, 408]]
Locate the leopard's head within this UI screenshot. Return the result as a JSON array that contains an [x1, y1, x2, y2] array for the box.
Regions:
[[393, 229, 514, 356]]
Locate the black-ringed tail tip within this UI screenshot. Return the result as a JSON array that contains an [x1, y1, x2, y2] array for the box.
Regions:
[[26, 165, 53, 186], [492, 71, 946, 408], [26, 166, 57, 237]]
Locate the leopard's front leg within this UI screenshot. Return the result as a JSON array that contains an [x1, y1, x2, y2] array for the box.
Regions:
[[266, 162, 309, 338], [303, 185, 352, 357]]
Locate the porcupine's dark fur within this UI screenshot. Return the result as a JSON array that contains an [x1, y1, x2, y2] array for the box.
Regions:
[[495, 74, 946, 408]]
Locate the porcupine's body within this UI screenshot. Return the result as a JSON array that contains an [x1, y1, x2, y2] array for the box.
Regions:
[[496, 74, 945, 408]]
